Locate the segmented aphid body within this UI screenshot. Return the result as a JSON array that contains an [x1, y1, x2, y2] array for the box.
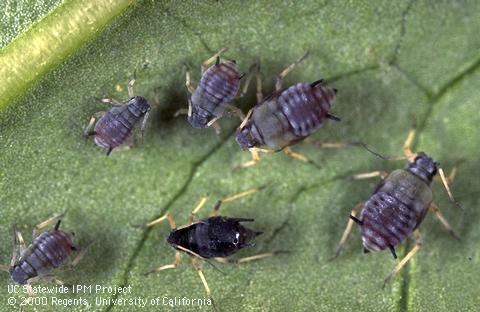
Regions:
[[94, 96, 150, 151], [10, 229, 74, 284], [236, 82, 337, 150], [360, 153, 436, 252], [167, 216, 261, 258], [189, 61, 242, 128]]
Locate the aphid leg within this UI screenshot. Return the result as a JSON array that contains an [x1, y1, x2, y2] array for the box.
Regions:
[[190, 256, 211, 296], [341, 170, 389, 181], [98, 98, 123, 106], [275, 50, 309, 91], [210, 187, 263, 217], [383, 230, 422, 288], [173, 108, 189, 117], [330, 202, 365, 260], [429, 203, 460, 240], [185, 67, 196, 94], [69, 240, 95, 268], [188, 196, 210, 225], [84, 111, 106, 137], [127, 78, 135, 98], [32, 213, 64, 239], [214, 252, 274, 264], [235, 148, 261, 169], [402, 127, 417, 162], [210, 121, 222, 135], [283, 146, 319, 168], [145, 251, 181, 275], [437, 167, 459, 207], [140, 110, 150, 143], [237, 62, 258, 98], [145, 212, 177, 229], [201, 47, 228, 74], [16, 229, 27, 254]]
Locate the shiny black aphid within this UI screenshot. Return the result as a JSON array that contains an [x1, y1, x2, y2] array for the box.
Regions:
[[332, 129, 460, 287], [144, 190, 272, 296], [167, 216, 261, 259], [84, 79, 151, 155]]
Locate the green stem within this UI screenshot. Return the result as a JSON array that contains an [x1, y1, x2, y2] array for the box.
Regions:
[[0, 0, 136, 110]]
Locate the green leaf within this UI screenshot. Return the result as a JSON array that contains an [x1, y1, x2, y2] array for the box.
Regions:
[[0, 1, 478, 311]]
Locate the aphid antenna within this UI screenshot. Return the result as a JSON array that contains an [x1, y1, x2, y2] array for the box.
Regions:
[[355, 142, 408, 162], [437, 166, 463, 210], [239, 108, 253, 129], [174, 245, 225, 275]]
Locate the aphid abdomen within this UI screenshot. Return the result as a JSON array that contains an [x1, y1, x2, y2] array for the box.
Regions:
[[94, 106, 140, 149], [193, 62, 241, 114], [278, 83, 335, 137], [361, 170, 433, 252], [11, 230, 73, 284]]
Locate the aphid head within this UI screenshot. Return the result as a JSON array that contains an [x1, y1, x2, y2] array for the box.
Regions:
[[407, 152, 438, 183], [187, 105, 211, 129], [235, 126, 258, 150], [130, 96, 151, 114], [10, 265, 29, 285]]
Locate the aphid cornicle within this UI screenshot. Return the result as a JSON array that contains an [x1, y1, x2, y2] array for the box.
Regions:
[[235, 51, 342, 168], [176, 48, 252, 133], [0, 215, 88, 296], [332, 128, 460, 287], [144, 188, 274, 296], [84, 79, 151, 155]]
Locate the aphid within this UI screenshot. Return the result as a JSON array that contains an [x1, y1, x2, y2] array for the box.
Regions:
[[0, 215, 88, 296], [235, 51, 345, 168], [175, 48, 253, 133], [84, 79, 151, 155], [331, 128, 460, 287], [144, 188, 273, 296]]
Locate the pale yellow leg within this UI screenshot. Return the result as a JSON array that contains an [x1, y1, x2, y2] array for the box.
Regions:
[[214, 252, 274, 264], [383, 230, 422, 288], [256, 68, 263, 103], [342, 170, 389, 181], [275, 50, 309, 91], [429, 203, 460, 240], [84, 111, 106, 136], [235, 148, 264, 169], [283, 146, 310, 162], [188, 196, 210, 225], [201, 47, 228, 73], [403, 128, 417, 162], [145, 212, 177, 229], [127, 78, 135, 98], [191, 257, 211, 296], [210, 187, 263, 217], [70, 241, 95, 268], [330, 202, 365, 260], [185, 69, 196, 93], [145, 251, 181, 275]]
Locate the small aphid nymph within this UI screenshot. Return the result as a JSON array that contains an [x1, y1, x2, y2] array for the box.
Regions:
[[0, 214, 89, 299], [176, 48, 253, 133], [84, 79, 151, 155]]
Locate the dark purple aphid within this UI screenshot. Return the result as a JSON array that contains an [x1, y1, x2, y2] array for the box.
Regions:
[[84, 80, 151, 155], [332, 129, 460, 287], [10, 220, 75, 284], [177, 48, 247, 132]]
